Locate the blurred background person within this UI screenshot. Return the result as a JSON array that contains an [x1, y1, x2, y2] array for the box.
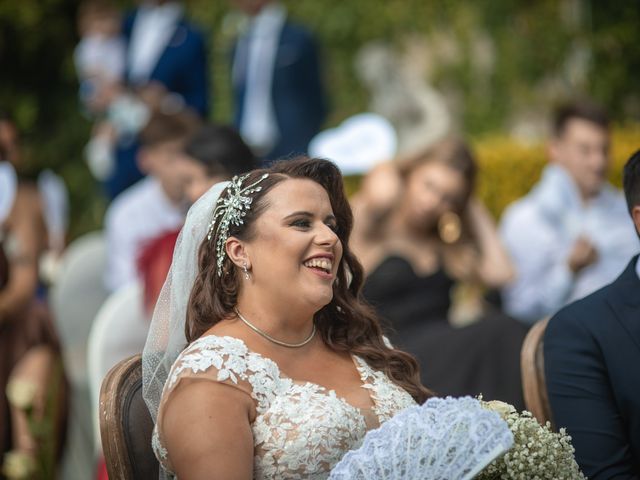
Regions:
[[230, 0, 327, 163], [500, 101, 640, 325], [73, 0, 125, 117], [351, 138, 527, 408], [0, 152, 68, 478], [544, 149, 640, 479], [103, 110, 200, 292], [137, 124, 258, 314], [0, 112, 22, 168], [176, 124, 258, 205], [123, 0, 209, 117], [89, 0, 210, 200]]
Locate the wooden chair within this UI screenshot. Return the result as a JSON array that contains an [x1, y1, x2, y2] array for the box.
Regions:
[[520, 317, 554, 427], [99, 355, 159, 479]]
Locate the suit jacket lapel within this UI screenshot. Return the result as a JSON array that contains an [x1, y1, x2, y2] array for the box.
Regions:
[[607, 255, 640, 352]]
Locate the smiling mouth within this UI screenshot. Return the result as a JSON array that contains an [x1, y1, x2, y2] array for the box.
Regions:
[[303, 258, 333, 275]]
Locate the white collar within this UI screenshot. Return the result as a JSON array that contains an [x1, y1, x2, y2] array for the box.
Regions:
[[0, 162, 17, 225], [250, 3, 286, 36], [534, 164, 618, 218]]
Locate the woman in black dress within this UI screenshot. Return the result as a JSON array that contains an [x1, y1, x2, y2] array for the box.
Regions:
[[351, 138, 527, 408]]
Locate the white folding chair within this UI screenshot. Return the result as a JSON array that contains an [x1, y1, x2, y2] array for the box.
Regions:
[[49, 231, 110, 479], [88, 282, 149, 455]]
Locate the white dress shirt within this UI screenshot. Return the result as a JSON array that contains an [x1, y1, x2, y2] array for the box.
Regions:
[[104, 177, 184, 292], [500, 164, 640, 324], [127, 2, 183, 84], [234, 3, 286, 155]]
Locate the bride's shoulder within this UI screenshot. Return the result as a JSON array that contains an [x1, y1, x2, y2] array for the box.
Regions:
[[169, 335, 252, 385], [166, 333, 282, 398]]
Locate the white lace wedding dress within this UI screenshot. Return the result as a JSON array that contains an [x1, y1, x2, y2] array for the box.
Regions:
[[152, 335, 416, 479]]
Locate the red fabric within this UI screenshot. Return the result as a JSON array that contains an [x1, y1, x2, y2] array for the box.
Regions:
[[96, 456, 108, 480], [137, 228, 181, 314]]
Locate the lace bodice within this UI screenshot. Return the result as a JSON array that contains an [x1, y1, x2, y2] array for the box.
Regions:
[[152, 335, 416, 479]]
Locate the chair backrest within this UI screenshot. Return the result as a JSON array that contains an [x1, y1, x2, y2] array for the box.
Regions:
[[50, 231, 110, 386], [88, 282, 148, 453], [50, 232, 109, 479], [99, 355, 159, 480], [520, 317, 553, 427]]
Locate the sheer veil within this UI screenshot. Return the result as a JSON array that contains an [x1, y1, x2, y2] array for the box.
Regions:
[[142, 181, 229, 421]]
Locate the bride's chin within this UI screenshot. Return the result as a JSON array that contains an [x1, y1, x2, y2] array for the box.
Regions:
[[302, 292, 334, 313]]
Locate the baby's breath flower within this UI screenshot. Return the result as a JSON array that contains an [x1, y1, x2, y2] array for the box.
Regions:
[[2, 450, 37, 479], [478, 400, 585, 479]]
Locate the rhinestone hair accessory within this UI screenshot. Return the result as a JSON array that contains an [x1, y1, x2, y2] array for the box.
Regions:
[[207, 173, 269, 276]]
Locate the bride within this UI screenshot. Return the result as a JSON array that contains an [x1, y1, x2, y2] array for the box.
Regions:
[[143, 158, 432, 479]]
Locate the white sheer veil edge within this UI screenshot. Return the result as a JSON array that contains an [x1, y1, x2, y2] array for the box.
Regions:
[[142, 181, 229, 424]]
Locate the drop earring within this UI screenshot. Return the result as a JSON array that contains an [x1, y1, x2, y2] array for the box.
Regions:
[[243, 262, 251, 280]]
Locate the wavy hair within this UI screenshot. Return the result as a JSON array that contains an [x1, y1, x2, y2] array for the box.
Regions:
[[186, 157, 431, 403], [398, 137, 477, 214]]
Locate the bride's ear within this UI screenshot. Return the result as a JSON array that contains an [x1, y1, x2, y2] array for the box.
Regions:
[[226, 236, 251, 270]]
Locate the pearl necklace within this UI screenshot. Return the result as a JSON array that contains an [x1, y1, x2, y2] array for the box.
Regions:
[[234, 307, 316, 348]]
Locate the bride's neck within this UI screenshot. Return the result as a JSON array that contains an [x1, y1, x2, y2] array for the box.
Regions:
[[235, 290, 316, 342]]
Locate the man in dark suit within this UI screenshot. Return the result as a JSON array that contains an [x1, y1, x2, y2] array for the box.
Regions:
[[545, 149, 640, 479], [107, 0, 209, 199], [230, 0, 327, 163]]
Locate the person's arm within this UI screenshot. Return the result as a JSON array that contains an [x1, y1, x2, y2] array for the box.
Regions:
[[0, 187, 42, 322], [466, 199, 514, 289], [499, 206, 576, 323], [162, 379, 255, 480], [545, 306, 640, 479], [350, 163, 401, 245]]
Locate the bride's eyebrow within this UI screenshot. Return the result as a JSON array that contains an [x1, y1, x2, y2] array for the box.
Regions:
[[283, 211, 337, 222], [284, 211, 313, 219]]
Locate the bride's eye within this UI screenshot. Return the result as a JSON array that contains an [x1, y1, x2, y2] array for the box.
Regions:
[[291, 219, 311, 229]]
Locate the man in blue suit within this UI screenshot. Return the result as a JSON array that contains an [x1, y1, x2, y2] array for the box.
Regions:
[[107, 0, 209, 199], [545, 149, 640, 479], [230, 0, 327, 164]]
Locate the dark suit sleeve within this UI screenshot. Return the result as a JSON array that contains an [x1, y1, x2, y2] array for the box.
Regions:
[[298, 33, 327, 133], [181, 29, 209, 117], [545, 306, 640, 479]]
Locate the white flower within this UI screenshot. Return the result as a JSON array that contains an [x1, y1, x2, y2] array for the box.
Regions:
[[6, 380, 37, 411], [2, 450, 37, 479]]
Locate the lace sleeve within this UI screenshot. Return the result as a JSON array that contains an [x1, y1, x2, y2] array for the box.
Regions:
[[153, 335, 260, 474]]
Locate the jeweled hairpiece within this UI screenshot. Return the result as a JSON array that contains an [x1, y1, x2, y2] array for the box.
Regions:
[[207, 173, 269, 276]]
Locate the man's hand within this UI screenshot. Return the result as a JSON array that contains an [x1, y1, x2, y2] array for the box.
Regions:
[[568, 236, 598, 273]]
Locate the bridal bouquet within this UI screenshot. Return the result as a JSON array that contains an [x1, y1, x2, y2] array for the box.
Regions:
[[477, 400, 584, 479], [329, 396, 584, 480]]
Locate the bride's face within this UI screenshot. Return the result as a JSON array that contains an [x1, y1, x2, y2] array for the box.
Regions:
[[245, 178, 343, 311]]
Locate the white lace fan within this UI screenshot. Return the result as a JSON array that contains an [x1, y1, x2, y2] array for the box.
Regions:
[[329, 396, 513, 480]]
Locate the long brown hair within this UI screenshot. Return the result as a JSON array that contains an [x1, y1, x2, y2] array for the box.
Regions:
[[186, 157, 431, 403], [398, 137, 477, 214], [397, 138, 481, 282]]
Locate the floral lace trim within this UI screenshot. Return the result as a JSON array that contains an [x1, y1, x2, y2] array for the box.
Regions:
[[152, 426, 168, 460], [157, 335, 416, 478], [167, 335, 291, 413], [354, 357, 416, 423]]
